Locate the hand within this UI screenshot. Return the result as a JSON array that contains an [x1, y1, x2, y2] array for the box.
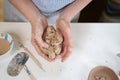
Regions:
[[56, 18, 72, 62], [31, 15, 53, 62]]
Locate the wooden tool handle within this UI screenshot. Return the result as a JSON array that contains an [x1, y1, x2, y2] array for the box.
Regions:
[[23, 46, 45, 71], [24, 65, 36, 80], [18, 41, 45, 71]]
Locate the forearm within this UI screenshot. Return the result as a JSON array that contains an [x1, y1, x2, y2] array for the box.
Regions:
[[9, 0, 43, 31], [59, 0, 92, 22]]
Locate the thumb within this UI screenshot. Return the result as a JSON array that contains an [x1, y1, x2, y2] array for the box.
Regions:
[[37, 37, 48, 48], [36, 35, 48, 48], [32, 33, 48, 48]]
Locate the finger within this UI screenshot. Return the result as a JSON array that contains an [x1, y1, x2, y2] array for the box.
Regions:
[[35, 25, 48, 48], [56, 44, 67, 59], [62, 46, 72, 62], [32, 39, 53, 62], [57, 28, 72, 45], [35, 31, 48, 48], [36, 37, 48, 47], [32, 40, 53, 62]]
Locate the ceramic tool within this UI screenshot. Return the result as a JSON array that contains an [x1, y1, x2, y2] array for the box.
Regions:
[[7, 52, 36, 80]]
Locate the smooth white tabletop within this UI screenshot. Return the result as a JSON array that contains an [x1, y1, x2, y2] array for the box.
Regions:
[[0, 22, 120, 80]]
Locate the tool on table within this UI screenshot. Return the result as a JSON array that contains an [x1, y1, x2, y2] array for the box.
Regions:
[[7, 52, 36, 80], [18, 41, 45, 72]]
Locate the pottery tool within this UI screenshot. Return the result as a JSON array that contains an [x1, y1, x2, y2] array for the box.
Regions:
[[18, 41, 45, 72], [7, 52, 36, 80]]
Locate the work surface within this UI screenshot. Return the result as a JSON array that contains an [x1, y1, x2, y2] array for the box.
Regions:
[[0, 22, 120, 80]]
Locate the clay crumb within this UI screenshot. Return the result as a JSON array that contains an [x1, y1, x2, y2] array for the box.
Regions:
[[94, 75, 106, 80]]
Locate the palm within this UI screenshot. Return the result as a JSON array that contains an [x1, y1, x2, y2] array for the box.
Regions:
[[32, 15, 53, 62], [56, 19, 72, 62]]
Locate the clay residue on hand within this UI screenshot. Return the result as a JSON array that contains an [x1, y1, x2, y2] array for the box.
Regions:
[[41, 26, 63, 59]]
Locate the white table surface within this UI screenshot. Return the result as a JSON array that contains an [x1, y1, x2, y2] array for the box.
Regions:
[[0, 22, 120, 80]]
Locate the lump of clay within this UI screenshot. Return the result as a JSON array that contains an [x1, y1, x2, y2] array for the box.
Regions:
[[41, 26, 63, 59]]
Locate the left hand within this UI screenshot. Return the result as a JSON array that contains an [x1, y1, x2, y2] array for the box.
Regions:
[[56, 18, 72, 62], [31, 15, 53, 62]]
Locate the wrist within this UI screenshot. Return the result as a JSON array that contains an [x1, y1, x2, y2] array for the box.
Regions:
[[56, 17, 70, 31], [31, 14, 46, 34], [57, 17, 70, 24], [30, 14, 44, 26], [59, 12, 74, 22]]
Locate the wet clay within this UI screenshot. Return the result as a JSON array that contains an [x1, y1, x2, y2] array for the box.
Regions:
[[0, 38, 10, 55], [88, 66, 119, 80], [41, 26, 63, 59]]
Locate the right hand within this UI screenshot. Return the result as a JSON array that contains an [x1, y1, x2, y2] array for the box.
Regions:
[[56, 18, 72, 62], [31, 15, 53, 62]]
